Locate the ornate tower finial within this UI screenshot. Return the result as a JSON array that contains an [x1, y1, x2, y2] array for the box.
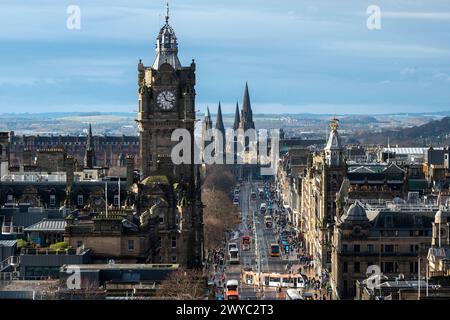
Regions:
[[165, 2, 170, 24], [330, 118, 339, 132]]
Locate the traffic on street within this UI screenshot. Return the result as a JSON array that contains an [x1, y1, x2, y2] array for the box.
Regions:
[[207, 179, 333, 300]]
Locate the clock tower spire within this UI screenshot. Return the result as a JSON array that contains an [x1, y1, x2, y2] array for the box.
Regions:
[[136, 5, 203, 268]]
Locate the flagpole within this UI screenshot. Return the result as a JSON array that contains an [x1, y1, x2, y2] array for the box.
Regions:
[[418, 257, 421, 300], [105, 181, 108, 218], [118, 177, 121, 209]]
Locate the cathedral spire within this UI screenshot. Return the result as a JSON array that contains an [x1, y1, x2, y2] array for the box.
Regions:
[[240, 82, 255, 130], [215, 102, 225, 136], [233, 101, 240, 130], [203, 106, 212, 130]]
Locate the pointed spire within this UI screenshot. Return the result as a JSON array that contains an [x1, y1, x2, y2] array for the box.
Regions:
[[87, 123, 93, 150], [203, 106, 212, 130], [165, 2, 170, 24], [85, 123, 96, 168], [240, 82, 255, 130], [242, 82, 251, 115], [233, 101, 240, 130], [215, 102, 225, 135]]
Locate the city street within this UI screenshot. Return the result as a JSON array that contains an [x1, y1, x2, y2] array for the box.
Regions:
[[224, 180, 299, 300]]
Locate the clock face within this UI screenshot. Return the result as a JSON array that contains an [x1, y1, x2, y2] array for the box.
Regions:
[[157, 90, 176, 110]]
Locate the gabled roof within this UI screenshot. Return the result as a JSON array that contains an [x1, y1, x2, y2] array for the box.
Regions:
[[24, 219, 66, 232], [0, 240, 17, 247], [349, 166, 375, 174], [383, 163, 406, 174]]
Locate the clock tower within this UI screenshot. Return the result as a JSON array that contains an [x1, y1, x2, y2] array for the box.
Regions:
[[137, 6, 196, 179], [135, 5, 203, 268]]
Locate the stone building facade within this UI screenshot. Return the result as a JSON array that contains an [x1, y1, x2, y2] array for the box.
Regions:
[[331, 202, 434, 299]]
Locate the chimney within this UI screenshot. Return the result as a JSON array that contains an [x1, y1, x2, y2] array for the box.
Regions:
[[23, 148, 32, 166], [126, 155, 135, 188]]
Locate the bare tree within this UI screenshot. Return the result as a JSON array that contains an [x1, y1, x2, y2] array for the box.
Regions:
[[203, 189, 239, 250], [156, 269, 206, 299], [203, 166, 236, 195]]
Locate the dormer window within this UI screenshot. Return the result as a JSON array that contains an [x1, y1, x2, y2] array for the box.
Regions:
[[384, 215, 394, 228]]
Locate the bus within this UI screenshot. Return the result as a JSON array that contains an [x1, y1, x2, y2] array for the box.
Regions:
[[229, 247, 240, 264], [265, 215, 273, 228], [286, 289, 302, 300], [264, 273, 305, 288], [270, 243, 280, 257], [241, 236, 251, 251], [228, 242, 237, 252], [225, 280, 239, 300]]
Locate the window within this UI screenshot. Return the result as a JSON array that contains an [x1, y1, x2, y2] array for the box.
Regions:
[[342, 244, 348, 253], [171, 236, 177, 248], [50, 195, 56, 206], [354, 262, 360, 273], [354, 245, 360, 253], [7, 194, 13, 202], [77, 195, 83, 206], [367, 244, 374, 253], [128, 240, 135, 251], [343, 262, 348, 273], [384, 245, 394, 253], [384, 262, 394, 273], [385, 215, 394, 228], [114, 195, 119, 206]]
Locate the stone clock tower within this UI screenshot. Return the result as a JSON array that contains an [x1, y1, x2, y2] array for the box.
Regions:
[[137, 8, 196, 180], [135, 6, 203, 268]]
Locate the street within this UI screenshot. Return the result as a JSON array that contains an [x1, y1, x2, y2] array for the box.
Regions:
[[225, 180, 300, 300]]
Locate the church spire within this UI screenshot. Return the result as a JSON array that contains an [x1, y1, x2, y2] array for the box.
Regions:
[[204, 106, 212, 129], [215, 102, 225, 136], [84, 123, 96, 168], [233, 101, 240, 130], [87, 123, 93, 150], [240, 82, 255, 130]]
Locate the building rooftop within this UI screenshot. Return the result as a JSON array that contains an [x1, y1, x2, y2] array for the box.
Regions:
[[61, 263, 180, 271], [23, 219, 66, 232]]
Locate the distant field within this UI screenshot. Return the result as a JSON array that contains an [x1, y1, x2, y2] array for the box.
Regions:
[[59, 115, 133, 123]]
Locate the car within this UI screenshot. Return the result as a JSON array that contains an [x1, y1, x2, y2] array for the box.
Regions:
[[233, 197, 240, 206], [260, 203, 267, 214]]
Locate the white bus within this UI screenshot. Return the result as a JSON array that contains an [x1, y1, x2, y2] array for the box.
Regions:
[[286, 289, 302, 300], [229, 247, 240, 264]]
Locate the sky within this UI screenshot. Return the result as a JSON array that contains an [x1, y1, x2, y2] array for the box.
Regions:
[[0, 0, 450, 115]]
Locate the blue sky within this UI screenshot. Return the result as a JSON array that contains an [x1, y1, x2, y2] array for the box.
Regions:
[[0, 0, 450, 114]]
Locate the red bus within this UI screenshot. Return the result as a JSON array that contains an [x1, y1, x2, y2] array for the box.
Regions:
[[241, 236, 251, 251]]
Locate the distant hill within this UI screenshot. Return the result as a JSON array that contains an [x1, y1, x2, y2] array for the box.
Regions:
[[355, 116, 450, 146]]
